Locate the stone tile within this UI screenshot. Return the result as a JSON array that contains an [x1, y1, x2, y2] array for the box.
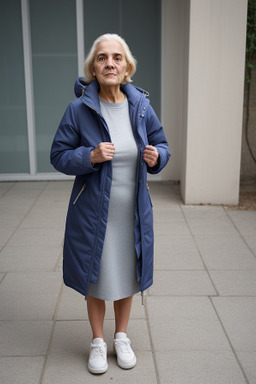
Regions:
[[209, 271, 256, 296], [0, 273, 5, 283], [155, 351, 246, 384], [227, 211, 256, 236], [20, 210, 66, 230], [154, 220, 191, 236], [43, 350, 156, 384], [0, 209, 24, 226], [7, 228, 64, 248], [146, 296, 218, 320], [243, 235, 256, 256], [0, 272, 62, 320], [195, 235, 256, 270], [154, 234, 204, 270], [0, 222, 23, 248], [43, 319, 154, 383], [236, 352, 256, 384], [55, 253, 63, 272], [153, 204, 184, 222], [42, 180, 73, 194], [10, 181, 47, 192], [149, 271, 216, 296], [0, 182, 14, 197], [0, 183, 44, 217], [182, 206, 238, 236], [31, 199, 69, 212], [154, 206, 191, 237], [146, 297, 230, 351], [0, 321, 53, 356], [0, 246, 61, 272], [56, 285, 88, 320], [212, 297, 256, 351], [0, 356, 45, 384]]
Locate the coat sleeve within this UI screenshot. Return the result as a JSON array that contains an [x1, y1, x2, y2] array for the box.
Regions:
[[50, 103, 99, 176], [146, 105, 171, 174]]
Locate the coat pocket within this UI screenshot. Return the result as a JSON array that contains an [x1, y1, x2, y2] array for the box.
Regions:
[[73, 181, 88, 205]]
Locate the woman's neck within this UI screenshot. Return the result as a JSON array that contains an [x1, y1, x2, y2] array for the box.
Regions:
[[99, 86, 125, 103]]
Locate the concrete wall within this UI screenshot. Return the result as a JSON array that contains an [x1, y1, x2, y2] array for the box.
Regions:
[[180, 0, 248, 204]]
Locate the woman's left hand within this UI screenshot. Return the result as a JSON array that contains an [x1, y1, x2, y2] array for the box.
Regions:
[[143, 145, 159, 168]]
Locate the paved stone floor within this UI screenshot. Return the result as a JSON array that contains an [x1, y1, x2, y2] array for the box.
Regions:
[[0, 181, 255, 383]]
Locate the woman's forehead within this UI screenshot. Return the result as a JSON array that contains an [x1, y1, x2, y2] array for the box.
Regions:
[[95, 39, 125, 56]]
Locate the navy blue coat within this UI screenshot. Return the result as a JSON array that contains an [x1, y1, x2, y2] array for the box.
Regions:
[[50, 78, 170, 298]]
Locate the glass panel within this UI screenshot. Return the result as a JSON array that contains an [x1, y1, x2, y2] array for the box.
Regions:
[[0, 1, 29, 173], [84, 0, 120, 55], [122, 0, 161, 117], [30, 0, 78, 173], [83, 0, 161, 117]]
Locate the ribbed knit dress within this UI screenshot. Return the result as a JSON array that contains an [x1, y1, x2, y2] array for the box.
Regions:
[[88, 97, 141, 301]]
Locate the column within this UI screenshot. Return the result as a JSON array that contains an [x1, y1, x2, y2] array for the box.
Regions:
[[181, 0, 248, 204]]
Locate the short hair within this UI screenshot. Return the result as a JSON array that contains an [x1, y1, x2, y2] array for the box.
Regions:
[[84, 33, 137, 84]]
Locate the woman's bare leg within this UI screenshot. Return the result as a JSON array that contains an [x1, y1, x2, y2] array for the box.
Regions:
[[87, 295, 106, 340], [113, 296, 133, 334]]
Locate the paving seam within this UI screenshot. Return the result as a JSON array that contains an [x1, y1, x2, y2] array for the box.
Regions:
[[0, 181, 49, 249], [144, 297, 161, 384], [209, 297, 250, 384], [225, 209, 256, 259], [39, 281, 64, 384], [179, 205, 220, 296]]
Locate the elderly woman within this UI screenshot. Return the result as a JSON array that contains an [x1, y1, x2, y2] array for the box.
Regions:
[[50, 33, 170, 374]]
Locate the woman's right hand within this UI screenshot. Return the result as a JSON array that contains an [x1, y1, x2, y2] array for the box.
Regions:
[[90, 142, 115, 165]]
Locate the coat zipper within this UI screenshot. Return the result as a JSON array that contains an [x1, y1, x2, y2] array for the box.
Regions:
[[73, 181, 88, 205]]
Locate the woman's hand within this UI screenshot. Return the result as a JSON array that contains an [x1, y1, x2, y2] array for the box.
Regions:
[[143, 145, 159, 168], [90, 142, 115, 165]]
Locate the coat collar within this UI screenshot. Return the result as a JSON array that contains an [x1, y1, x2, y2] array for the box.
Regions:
[[74, 77, 149, 113]]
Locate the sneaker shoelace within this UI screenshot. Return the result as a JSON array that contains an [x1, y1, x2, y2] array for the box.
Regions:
[[90, 344, 105, 360], [114, 339, 133, 354]]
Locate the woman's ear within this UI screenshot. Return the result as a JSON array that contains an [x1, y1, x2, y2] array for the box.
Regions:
[[125, 63, 132, 80], [91, 64, 96, 77]]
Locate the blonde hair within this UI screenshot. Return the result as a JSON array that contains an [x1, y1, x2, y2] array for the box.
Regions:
[[84, 33, 137, 84]]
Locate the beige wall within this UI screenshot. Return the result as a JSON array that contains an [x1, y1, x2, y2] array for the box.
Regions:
[[160, 0, 187, 181], [161, 0, 248, 204]]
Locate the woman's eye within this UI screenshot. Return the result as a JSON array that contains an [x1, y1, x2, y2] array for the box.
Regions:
[[98, 57, 105, 61]]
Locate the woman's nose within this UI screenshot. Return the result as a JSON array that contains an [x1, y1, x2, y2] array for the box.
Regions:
[[106, 58, 115, 68]]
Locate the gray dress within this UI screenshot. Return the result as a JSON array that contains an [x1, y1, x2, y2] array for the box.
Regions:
[[88, 97, 141, 301]]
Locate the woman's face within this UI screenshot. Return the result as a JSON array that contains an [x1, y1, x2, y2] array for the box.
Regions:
[[92, 40, 130, 88]]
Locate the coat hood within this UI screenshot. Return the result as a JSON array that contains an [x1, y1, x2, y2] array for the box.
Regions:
[[74, 77, 89, 98]]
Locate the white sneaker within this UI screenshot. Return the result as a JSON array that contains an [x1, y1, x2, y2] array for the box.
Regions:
[[88, 338, 108, 374], [114, 332, 137, 369]]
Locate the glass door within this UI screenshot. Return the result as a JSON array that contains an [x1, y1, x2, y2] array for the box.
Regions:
[[83, 0, 161, 117], [0, 0, 29, 173], [30, 0, 78, 173]]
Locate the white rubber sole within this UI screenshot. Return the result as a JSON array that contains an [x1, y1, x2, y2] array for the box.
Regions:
[[88, 362, 108, 374], [113, 343, 137, 369], [117, 356, 137, 370]]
